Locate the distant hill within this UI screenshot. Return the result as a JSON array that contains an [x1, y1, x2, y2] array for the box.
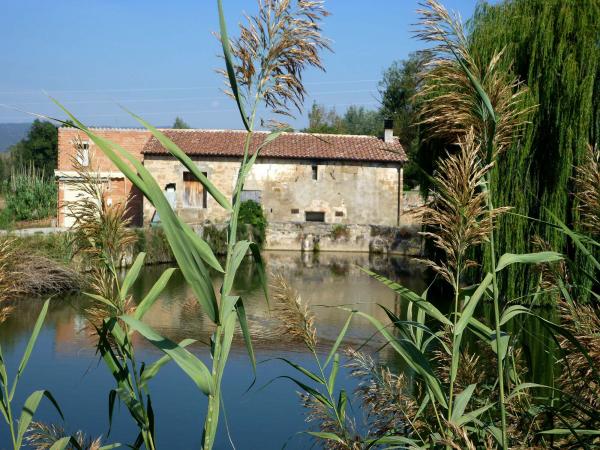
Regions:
[[0, 123, 31, 152]]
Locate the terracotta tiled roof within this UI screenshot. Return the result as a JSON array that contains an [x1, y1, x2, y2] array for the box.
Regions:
[[142, 129, 406, 163]]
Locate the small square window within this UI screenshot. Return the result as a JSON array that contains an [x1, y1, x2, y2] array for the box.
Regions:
[[311, 164, 318, 180]]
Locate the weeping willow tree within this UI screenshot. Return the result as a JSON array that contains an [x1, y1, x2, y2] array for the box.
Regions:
[[421, 0, 600, 304]]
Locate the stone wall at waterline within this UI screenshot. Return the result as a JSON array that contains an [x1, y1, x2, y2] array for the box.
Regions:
[[265, 222, 422, 256]]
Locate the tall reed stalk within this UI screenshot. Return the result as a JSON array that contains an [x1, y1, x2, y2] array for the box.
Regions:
[[415, 1, 533, 446], [46, 1, 329, 448]]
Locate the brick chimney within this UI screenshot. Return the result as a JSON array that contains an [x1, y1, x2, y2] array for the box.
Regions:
[[384, 119, 394, 143]]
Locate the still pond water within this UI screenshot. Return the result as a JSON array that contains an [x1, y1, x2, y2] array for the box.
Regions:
[[0, 251, 428, 449]]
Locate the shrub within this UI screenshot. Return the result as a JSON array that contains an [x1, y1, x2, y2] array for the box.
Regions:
[[4, 165, 57, 222], [202, 223, 228, 255], [237, 200, 268, 248], [331, 224, 350, 240], [134, 227, 174, 264]]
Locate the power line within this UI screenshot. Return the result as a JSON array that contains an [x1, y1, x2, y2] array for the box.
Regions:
[[0, 79, 380, 96], [0, 100, 380, 122], [1, 89, 378, 107]]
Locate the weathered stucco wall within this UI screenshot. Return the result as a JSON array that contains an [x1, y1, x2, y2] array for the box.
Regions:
[[142, 155, 401, 227]]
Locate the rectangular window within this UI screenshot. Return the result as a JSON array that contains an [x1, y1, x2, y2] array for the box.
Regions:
[[311, 164, 318, 180], [183, 171, 207, 208], [305, 211, 325, 222], [335, 211, 344, 217], [291, 208, 300, 214], [240, 190, 262, 204], [77, 141, 90, 167]]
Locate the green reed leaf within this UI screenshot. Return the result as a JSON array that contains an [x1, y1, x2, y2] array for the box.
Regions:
[[235, 298, 256, 373], [360, 268, 451, 326], [324, 312, 354, 368], [16, 390, 63, 448], [456, 273, 493, 335], [272, 358, 325, 385], [217, 0, 251, 131], [337, 389, 347, 423], [49, 437, 72, 450], [10, 299, 50, 401], [307, 432, 345, 444], [140, 339, 196, 388], [279, 376, 333, 408], [124, 108, 232, 211], [135, 268, 177, 320], [500, 305, 530, 326], [328, 353, 339, 393], [121, 316, 213, 395], [496, 251, 563, 272], [121, 252, 146, 302], [451, 383, 477, 422]]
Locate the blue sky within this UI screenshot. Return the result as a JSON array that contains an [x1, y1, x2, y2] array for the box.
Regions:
[[0, 0, 480, 129]]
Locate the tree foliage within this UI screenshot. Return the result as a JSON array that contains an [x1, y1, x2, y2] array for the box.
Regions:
[[172, 116, 191, 129], [304, 53, 425, 188], [436, 0, 600, 303], [9, 119, 58, 177], [379, 52, 427, 188], [304, 102, 382, 136]]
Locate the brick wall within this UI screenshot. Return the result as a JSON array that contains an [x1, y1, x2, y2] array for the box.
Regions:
[[56, 128, 150, 226]]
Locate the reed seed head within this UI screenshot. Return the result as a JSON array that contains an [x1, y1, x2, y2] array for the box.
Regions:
[[415, 0, 532, 159], [270, 272, 317, 351], [420, 129, 508, 286], [574, 144, 600, 236], [217, 0, 331, 123]]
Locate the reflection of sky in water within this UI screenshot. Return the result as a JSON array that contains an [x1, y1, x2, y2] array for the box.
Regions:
[[0, 252, 426, 449]]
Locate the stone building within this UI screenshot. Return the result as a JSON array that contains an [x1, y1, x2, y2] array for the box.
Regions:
[[55, 126, 407, 230]]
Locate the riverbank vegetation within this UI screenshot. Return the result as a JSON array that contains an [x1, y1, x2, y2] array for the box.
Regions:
[[0, 0, 598, 449]]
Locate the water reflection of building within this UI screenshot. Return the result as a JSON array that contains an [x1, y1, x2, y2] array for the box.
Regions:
[[47, 252, 425, 357]]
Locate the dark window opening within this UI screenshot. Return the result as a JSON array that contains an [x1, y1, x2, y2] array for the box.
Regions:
[[183, 171, 208, 208], [311, 164, 318, 180], [335, 211, 344, 217], [291, 208, 300, 214], [305, 211, 325, 222]]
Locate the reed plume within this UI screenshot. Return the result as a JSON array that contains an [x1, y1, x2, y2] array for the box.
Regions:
[[558, 301, 600, 411], [270, 272, 317, 351], [574, 144, 600, 236], [421, 129, 506, 286], [67, 138, 136, 269], [346, 348, 428, 440], [26, 422, 102, 450], [218, 0, 330, 122], [415, 0, 532, 159], [0, 237, 18, 304]]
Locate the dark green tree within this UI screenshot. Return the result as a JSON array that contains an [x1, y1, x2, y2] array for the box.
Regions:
[[172, 116, 191, 129], [379, 53, 427, 188], [304, 103, 382, 136], [427, 0, 600, 303], [9, 119, 58, 177], [304, 102, 344, 133]]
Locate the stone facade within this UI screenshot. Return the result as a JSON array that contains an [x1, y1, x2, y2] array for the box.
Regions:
[[142, 155, 402, 227], [55, 128, 415, 248]]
